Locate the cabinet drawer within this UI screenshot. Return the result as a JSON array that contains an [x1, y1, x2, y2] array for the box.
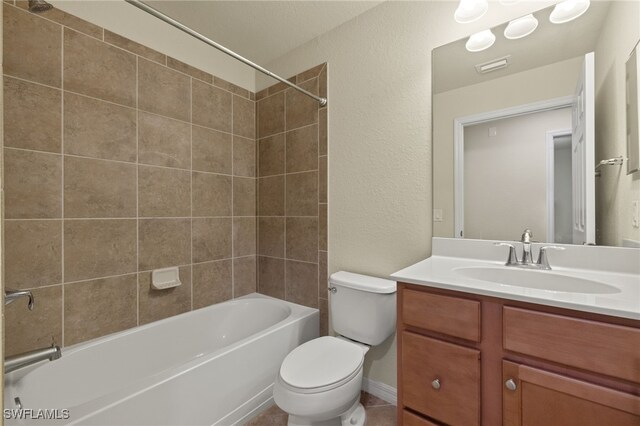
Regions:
[[402, 288, 481, 342], [402, 410, 440, 426], [504, 307, 640, 383], [401, 331, 480, 426]]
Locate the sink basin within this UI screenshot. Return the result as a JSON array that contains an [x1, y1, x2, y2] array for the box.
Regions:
[[453, 266, 621, 294]]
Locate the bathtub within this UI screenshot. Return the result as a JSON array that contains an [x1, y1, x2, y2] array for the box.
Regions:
[[3, 293, 318, 425]]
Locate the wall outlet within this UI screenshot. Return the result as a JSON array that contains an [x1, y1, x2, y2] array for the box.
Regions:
[[433, 209, 444, 222], [633, 201, 640, 228], [488, 127, 497, 137]]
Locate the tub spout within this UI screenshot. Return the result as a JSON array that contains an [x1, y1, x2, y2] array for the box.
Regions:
[[5, 344, 61, 374], [5, 289, 34, 310]]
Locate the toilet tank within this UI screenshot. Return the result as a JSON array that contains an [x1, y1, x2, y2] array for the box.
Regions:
[[329, 271, 397, 346]]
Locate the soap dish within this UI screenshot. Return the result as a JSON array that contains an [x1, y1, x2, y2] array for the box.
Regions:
[[152, 267, 181, 290]]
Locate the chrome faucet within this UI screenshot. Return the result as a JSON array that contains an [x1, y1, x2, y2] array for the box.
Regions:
[[5, 344, 62, 374], [495, 229, 565, 270], [5, 289, 34, 310]]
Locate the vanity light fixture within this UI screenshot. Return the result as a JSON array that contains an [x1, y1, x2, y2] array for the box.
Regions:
[[549, 0, 591, 24], [465, 29, 496, 52], [454, 0, 489, 24], [504, 14, 538, 39]]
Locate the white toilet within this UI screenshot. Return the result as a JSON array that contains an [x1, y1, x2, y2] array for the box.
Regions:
[[273, 271, 397, 426]]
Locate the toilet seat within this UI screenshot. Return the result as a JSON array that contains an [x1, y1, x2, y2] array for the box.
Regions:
[[279, 336, 365, 394]]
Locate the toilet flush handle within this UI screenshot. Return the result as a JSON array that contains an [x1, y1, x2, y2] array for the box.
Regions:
[[328, 286, 337, 294]]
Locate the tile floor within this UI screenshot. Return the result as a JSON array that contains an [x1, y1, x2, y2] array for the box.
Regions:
[[247, 391, 396, 425]]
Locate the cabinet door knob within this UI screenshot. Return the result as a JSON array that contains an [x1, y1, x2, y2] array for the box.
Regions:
[[505, 378, 517, 391], [431, 378, 441, 390]]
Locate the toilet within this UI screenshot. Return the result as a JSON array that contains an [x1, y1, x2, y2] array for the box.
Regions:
[[273, 271, 397, 426]]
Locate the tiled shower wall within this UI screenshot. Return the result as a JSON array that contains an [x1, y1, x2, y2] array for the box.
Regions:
[[255, 64, 329, 335], [2, 3, 258, 356]]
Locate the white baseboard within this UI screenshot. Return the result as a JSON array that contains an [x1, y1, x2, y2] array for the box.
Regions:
[[361, 377, 397, 406]]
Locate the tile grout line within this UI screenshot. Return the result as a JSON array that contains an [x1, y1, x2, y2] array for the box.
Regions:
[[231, 89, 235, 300], [190, 77, 194, 311], [60, 23, 65, 347], [283, 85, 288, 302], [136, 55, 140, 327]]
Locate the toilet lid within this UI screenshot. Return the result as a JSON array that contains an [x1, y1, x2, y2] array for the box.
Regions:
[[279, 336, 364, 390]]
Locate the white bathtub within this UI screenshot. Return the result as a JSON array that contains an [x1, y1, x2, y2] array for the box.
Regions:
[[3, 294, 318, 425]]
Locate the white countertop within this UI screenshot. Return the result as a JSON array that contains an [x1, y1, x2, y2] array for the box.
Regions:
[[391, 238, 640, 320]]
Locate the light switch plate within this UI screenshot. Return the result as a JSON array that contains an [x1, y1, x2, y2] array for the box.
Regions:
[[433, 209, 444, 222]]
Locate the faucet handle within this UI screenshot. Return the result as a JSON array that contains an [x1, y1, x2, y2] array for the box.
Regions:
[[536, 245, 565, 270], [5, 289, 34, 311], [494, 242, 519, 265]]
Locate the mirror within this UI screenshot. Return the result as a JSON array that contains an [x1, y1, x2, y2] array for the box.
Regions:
[[432, 1, 640, 247]]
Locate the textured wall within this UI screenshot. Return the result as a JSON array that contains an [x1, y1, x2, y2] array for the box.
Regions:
[[256, 64, 329, 335], [594, 0, 640, 246], [256, 0, 558, 388], [3, 2, 256, 356]]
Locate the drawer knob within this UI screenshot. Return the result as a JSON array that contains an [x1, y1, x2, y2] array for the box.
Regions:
[[505, 378, 517, 391], [431, 378, 441, 390]]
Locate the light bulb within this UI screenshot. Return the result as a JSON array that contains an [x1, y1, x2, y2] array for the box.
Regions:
[[465, 29, 496, 52], [455, 0, 489, 24]]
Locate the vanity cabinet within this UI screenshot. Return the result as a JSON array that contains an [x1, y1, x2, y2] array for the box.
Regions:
[[397, 283, 640, 426]]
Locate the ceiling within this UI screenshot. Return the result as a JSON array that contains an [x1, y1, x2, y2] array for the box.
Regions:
[[433, 1, 611, 94], [147, 1, 384, 65]]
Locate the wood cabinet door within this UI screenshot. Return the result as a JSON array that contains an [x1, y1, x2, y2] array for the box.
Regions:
[[402, 331, 480, 426], [503, 361, 640, 426]]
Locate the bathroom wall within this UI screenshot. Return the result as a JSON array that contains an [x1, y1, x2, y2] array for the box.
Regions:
[[255, 0, 558, 388], [463, 108, 572, 241], [433, 56, 582, 239], [594, 0, 640, 246], [1, 0, 5, 403], [2, 2, 257, 356], [255, 64, 329, 335]]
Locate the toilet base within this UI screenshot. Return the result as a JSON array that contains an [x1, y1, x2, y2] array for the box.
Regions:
[[287, 400, 366, 426]]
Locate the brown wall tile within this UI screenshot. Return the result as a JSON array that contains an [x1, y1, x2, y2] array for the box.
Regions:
[[233, 177, 256, 216], [192, 79, 231, 132], [258, 217, 284, 258], [233, 136, 255, 178], [285, 260, 318, 308], [257, 92, 284, 138], [4, 4, 61, 87], [214, 76, 250, 99], [64, 156, 137, 218], [286, 78, 318, 130], [64, 274, 137, 345], [192, 217, 232, 262], [64, 219, 137, 282], [256, 88, 269, 101], [296, 64, 325, 84], [139, 266, 191, 325], [138, 58, 191, 121], [319, 156, 327, 203], [192, 260, 232, 309], [319, 108, 327, 156], [138, 112, 191, 169], [319, 204, 328, 251], [192, 172, 231, 217], [4, 77, 61, 153], [138, 166, 191, 218], [105, 30, 166, 64], [286, 124, 318, 173], [258, 256, 284, 299], [286, 171, 318, 216], [138, 219, 191, 271], [64, 28, 136, 107], [258, 176, 285, 216], [286, 217, 319, 262], [234, 256, 256, 297], [5, 220, 62, 289], [4, 148, 61, 219], [167, 57, 212, 83], [64, 156, 136, 218], [319, 66, 327, 100], [319, 251, 328, 298], [5, 285, 62, 356], [64, 92, 137, 162], [319, 298, 329, 336], [192, 125, 232, 174], [258, 134, 285, 177], [233, 95, 255, 139], [234, 217, 256, 257], [38, 6, 101, 39]]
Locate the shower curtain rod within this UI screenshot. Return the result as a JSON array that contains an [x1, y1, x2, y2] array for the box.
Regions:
[[124, 0, 328, 107]]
